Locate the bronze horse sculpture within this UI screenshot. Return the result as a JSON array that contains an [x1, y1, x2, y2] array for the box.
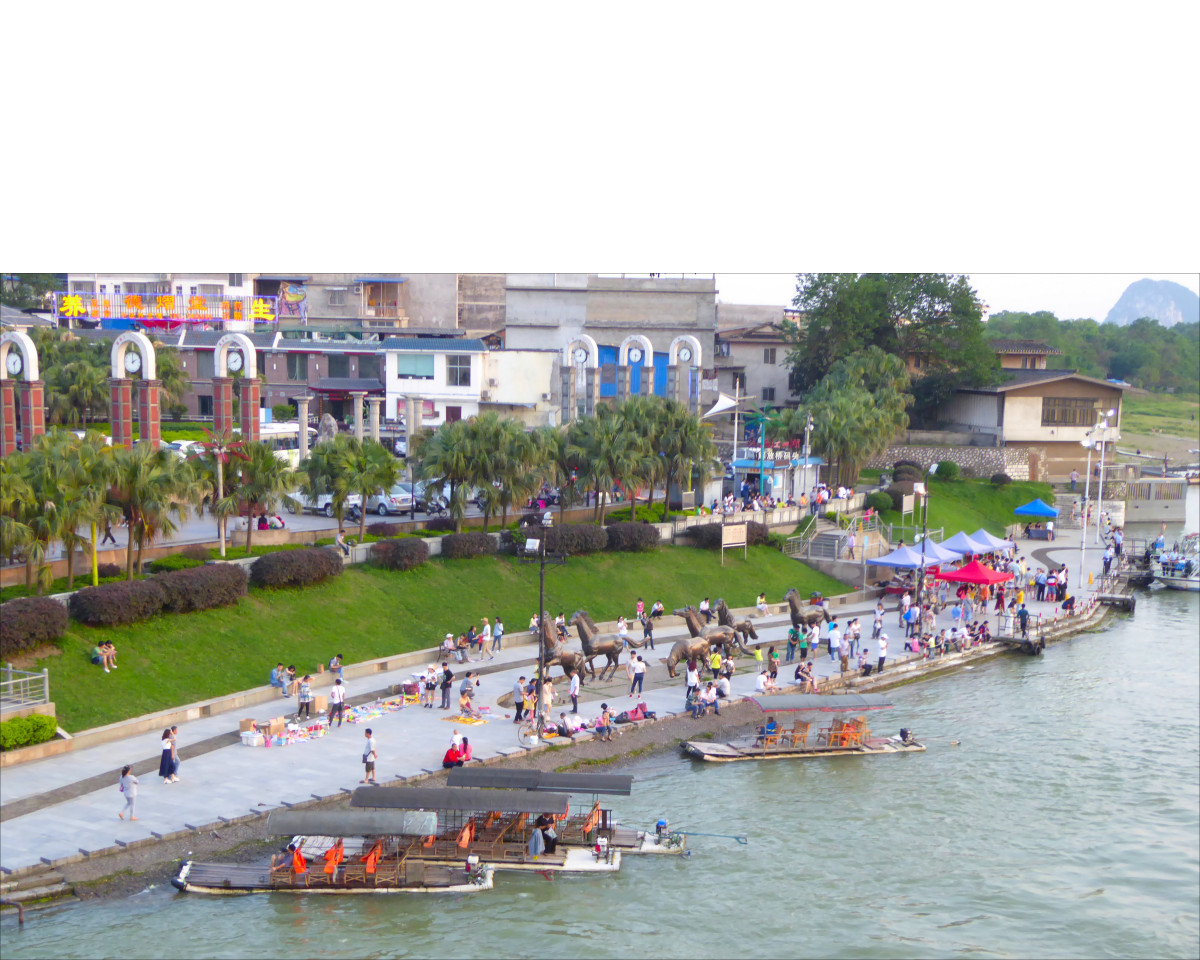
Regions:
[[538, 611, 594, 682], [715, 598, 758, 650], [784, 588, 831, 629], [665, 606, 744, 677], [569, 610, 626, 682]]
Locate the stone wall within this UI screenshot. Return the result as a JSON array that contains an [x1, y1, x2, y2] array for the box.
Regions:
[[863, 444, 1039, 481]]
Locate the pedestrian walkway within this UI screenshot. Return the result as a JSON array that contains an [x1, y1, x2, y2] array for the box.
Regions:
[[0, 523, 1112, 876]]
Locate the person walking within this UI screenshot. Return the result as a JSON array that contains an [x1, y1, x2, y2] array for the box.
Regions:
[[846, 530, 856, 560], [828, 619, 841, 662], [361, 728, 377, 784], [297, 675, 314, 720], [168, 725, 182, 781], [328, 678, 347, 727], [158, 729, 176, 784], [569, 670, 580, 713], [100, 520, 118, 546], [639, 613, 655, 649], [685, 658, 700, 699], [477, 618, 492, 662], [513, 676, 527, 723], [873, 600, 885, 640], [1069, 468, 1079, 492], [439, 662, 454, 710], [785, 625, 799, 663], [118, 765, 139, 821], [877, 633, 888, 674], [1017, 604, 1030, 640], [490, 616, 504, 657], [709, 649, 722, 680]]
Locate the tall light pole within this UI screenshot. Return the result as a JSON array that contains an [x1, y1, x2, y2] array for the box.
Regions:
[[1093, 409, 1116, 545], [1079, 434, 1095, 579], [520, 520, 566, 742], [801, 410, 814, 499]]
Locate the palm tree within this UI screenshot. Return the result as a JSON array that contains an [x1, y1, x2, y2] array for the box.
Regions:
[[530, 424, 576, 527], [298, 434, 359, 535], [190, 427, 248, 558], [616, 396, 662, 519], [570, 406, 640, 524], [66, 363, 109, 428], [0, 454, 37, 586], [235, 442, 300, 552], [109, 443, 199, 578], [338, 438, 402, 543], [659, 401, 718, 513], [414, 419, 476, 533], [19, 432, 71, 593], [71, 432, 121, 586]]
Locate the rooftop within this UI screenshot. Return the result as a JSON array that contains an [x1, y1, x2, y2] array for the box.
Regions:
[[989, 338, 1063, 355]]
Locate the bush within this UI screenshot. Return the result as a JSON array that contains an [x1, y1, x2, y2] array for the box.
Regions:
[[153, 564, 248, 614], [824, 511, 840, 522], [250, 547, 344, 589], [516, 523, 609, 555], [150, 554, 207, 573], [960, 464, 978, 479], [864, 491, 893, 513], [892, 465, 924, 483], [366, 521, 408, 539], [991, 472, 1013, 487], [69, 579, 167, 626], [884, 482, 916, 512], [440, 532, 497, 559], [371, 538, 430, 571], [604, 503, 674, 524], [605, 522, 661, 552], [423, 517, 456, 532], [934, 461, 961, 480], [685, 520, 770, 549], [271, 403, 296, 422], [0, 714, 58, 751], [0, 597, 69, 658], [96, 562, 123, 579], [893, 459, 922, 472], [166, 402, 188, 421], [767, 532, 789, 551]]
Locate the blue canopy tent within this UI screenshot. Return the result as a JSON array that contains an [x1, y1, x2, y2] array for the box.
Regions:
[[910, 537, 963, 564], [873, 545, 942, 569], [1013, 498, 1059, 518], [942, 531, 992, 556], [970, 528, 1016, 552]]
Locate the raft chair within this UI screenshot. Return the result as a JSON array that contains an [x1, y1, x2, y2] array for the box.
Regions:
[[816, 718, 847, 747], [783, 720, 811, 748], [290, 846, 310, 888], [314, 838, 344, 886]]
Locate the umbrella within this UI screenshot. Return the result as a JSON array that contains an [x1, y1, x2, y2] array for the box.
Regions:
[[942, 531, 992, 556], [1013, 498, 1059, 518], [935, 559, 1013, 585], [970, 528, 1016, 552]]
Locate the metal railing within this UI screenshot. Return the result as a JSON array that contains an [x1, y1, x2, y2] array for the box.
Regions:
[[879, 523, 944, 545], [1, 664, 51, 712]]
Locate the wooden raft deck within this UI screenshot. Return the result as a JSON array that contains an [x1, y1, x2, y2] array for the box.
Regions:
[[682, 737, 926, 763], [175, 859, 491, 895]]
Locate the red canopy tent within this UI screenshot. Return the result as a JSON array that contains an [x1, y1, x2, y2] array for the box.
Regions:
[[934, 560, 1013, 585]]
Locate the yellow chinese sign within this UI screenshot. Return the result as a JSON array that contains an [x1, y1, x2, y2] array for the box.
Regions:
[[54, 293, 276, 325]]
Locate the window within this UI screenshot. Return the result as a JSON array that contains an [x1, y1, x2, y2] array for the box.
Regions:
[[715, 341, 731, 358], [328, 288, 347, 306], [70, 280, 94, 295], [198, 395, 213, 417], [113, 284, 121, 296], [175, 286, 183, 297], [229, 274, 243, 287], [190, 286, 198, 296], [762, 387, 776, 402], [99, 284, 106, 295], [197, 352, 215, 379], [447, 355, 472, 387], [600, 363, 616, 386], [358, 355, 381, 381], [286, 353, 309, 381], [764, 348, 777, 365], [1041, 397, 1098, 427], [396, 354, 435, 380], [327, 354, 349, 378], [199, 284, 222, 297]]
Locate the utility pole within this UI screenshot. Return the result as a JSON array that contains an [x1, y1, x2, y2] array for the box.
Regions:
[[520, 522, 567, 742]]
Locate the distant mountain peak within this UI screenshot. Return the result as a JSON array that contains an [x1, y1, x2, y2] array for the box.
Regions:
[[1104, 278, 1199, 327]]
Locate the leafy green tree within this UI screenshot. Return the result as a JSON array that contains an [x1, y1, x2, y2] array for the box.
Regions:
[[1, 274, 60, 310], [298, 435, 358, 534], [338, 438, 402, 543], [235, 442, 300, 552], [412, 419, 476, 533], [108, 443, 198, 578]]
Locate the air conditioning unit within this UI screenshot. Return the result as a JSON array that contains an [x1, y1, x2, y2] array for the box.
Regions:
[[480, 390, 492, 401], [352, 283, 363, 295], [541, 393, 552, 401], [488, 378, 498, 388]]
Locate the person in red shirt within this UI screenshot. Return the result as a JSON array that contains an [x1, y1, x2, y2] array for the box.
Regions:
[[442, 745, 463, 769]]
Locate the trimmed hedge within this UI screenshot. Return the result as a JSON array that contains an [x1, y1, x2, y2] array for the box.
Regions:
[[685, 521, 770, 549], [440, 532, 497, 560], [371, 537, 430, 571], [605, 522, 661, 552], [150, 554, 207, 573], [864, 491, 893, 513], [0, 597, 69, 658], [884, 481, 916, 512], [893, 459, 922, 472], [366, 521, 408, 538], [544, 523, 609, 555], [0, 714, 58, 751], [934, 461, 961, 480], [69, 579, 167, 626], [892, 465, 924, 483], [991, 472, 1013, 487], [250, 547, 344, 589], [96, 562, 123, 579], [423, 518, 456, 532], [155, 564, 248, 614]]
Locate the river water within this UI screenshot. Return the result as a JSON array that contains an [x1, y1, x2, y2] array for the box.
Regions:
[[5, 498, 1198, 959]]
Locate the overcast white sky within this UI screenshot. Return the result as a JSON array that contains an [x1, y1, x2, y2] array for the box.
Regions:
[[715, 274, 1200, 321]]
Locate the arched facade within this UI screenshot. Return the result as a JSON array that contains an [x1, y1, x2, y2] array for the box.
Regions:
[[561, 334, 601, 421], [212, 333, 261, 442], [562, 335, 600, 369], [0, 331, 43, 455], [668, 334, 703, 368], [618, 334, 654, 367], [109, 331, 160, 449]]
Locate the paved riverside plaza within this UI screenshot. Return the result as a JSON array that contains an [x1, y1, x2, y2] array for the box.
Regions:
[[0, 523, 1112, 875]]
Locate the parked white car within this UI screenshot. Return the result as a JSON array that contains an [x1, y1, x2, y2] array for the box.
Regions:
[[287, 492, 362, 518], [364, 484, 414, 516]]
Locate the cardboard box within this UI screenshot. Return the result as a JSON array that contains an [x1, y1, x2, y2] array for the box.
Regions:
[[267, 718, 286, 737], [313, 695, 328, 714], [239, 718, 256, 734]]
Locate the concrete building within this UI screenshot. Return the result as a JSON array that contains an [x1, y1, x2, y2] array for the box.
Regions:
[[503, 274, 717, 418], [714, 305, 796, 408]]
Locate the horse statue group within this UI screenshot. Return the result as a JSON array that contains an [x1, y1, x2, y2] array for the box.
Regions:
[[533, 588, 830, 683]]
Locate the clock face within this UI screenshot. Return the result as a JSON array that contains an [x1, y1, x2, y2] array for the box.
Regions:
[[124, 350, 142, 373], [5, 352, 22, 376], [628, 347, 643, 364], [573, 347, 588, 364], [228, 350, 244, 372], [678, 346, 692, 363]]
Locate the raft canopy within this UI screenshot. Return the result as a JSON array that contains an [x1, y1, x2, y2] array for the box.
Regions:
[[349, 786, 570, 814], [445, 768, 634, 796], [750, 693, 893, 713], [266, 808, 438, 838]]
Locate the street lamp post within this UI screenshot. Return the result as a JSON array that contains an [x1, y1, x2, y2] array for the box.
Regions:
[[1079, 434, 1095, 579], [519, 520, 567, 742], [1093, 409, 1116, 545], [801, 411, 813, 500]]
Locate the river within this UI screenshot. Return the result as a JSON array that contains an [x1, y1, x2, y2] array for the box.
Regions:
[[5, 498, 1198, 959]]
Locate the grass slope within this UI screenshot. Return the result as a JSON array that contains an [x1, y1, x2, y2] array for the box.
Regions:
[[875, 478, 1056, 539], [30, 546, 847, 732], [1121, 392, 1200, 441]]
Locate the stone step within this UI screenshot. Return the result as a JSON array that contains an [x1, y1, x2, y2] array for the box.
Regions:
[[0, 872, 63, 895], [1, 881, 71, 903]]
